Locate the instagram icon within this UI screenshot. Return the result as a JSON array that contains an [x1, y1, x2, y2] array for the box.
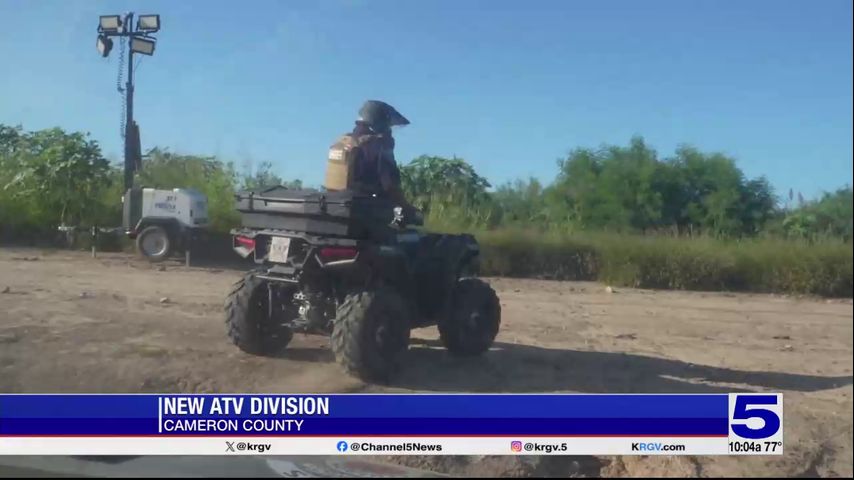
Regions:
[[511, 441, 523, 452]]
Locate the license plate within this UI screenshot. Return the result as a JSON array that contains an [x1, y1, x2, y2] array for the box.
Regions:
[[269, 236, 291, 263]]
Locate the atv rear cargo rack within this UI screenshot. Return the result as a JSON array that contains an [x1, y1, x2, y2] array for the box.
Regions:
[[235, 187, 397, 239]]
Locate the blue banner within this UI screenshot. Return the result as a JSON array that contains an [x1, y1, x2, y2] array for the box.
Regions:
[[0, 394, 729, 436]]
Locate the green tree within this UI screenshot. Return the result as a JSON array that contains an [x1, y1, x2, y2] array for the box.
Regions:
[[547, 138, 777, 236], [3, 126, 111, 228], [783, 186, 853, 240], [0, 126, 28, 232], [739, 177, 776, 235], [550, 137, 662, 231], [400, 155, 491, 210], [493, 177, 548, 226], [241, 160, 302, 191], [598, 137, 663, 230], [549, 146, 605, 227], [671, 147, 776, 236]]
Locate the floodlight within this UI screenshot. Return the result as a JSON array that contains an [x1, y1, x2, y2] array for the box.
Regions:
[[96, 34, 113, 57], [99, 15, 122, 32], [137, 15, 160, 32], [130, 37, 156, 56]]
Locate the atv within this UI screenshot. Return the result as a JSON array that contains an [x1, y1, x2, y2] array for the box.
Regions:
[[225, 187, 501, 381]]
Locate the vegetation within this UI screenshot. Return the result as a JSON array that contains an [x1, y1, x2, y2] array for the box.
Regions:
[[0, 125, 115, 236], [406, 137, 783, 237], [776, 187, 853, 241], [1, 124, 851, 296], [477, 230, 851, 297]]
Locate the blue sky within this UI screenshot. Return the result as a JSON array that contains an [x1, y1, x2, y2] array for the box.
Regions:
[[1, 0, 851, 198]]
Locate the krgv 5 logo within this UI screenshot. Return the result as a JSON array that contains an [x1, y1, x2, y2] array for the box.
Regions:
[[729, 394, 783, 440]]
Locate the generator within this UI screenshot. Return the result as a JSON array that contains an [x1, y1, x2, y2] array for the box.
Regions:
[[123, 187, 209, 261]]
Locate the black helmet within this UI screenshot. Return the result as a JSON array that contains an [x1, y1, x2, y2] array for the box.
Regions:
[[357, 100, 410, 132]]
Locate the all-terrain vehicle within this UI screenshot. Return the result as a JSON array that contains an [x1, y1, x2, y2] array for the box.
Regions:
[[225, 186, 501, 380]]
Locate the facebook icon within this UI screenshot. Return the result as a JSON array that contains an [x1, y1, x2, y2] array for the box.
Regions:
[[336, 441, 348, 452]]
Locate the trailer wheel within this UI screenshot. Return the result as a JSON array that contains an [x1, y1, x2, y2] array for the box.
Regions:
[[136, 225, 171, 262]]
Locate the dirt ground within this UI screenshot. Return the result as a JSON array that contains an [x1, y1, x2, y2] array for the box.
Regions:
[[0, 248, 851, 477]]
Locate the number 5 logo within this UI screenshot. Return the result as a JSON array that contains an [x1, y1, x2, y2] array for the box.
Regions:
[[729, 394, 782, 440]]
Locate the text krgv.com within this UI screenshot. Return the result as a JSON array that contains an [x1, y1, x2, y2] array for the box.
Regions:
[[631, 442, 687, 452], [350, 441, 443, 453]]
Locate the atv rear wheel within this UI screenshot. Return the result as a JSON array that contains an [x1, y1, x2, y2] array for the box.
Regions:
[[331, 289, 410, 381], [439, 278, 501, 356], [225, 271, 293, 355]]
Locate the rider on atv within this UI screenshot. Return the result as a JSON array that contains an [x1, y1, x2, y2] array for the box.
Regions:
[[325, 100, 420, 223], [226, 100, 500, 381]]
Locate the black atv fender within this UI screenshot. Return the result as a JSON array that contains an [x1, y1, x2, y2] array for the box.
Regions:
[[455, 234, 481, 277], [432, 233, 481, 278], [409, 233, 481, 326], [366, 242, 416, 294]]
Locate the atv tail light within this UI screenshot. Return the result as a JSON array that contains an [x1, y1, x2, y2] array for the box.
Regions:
[[235, 235, 256, 251], [319, 246, 358, 261]]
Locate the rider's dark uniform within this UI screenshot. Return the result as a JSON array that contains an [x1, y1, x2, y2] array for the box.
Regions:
[[324, 100, 414, 214], [346, 122, 401, 197]]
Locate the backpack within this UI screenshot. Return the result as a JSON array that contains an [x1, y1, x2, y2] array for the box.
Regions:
[[324, 134, 374, 192]]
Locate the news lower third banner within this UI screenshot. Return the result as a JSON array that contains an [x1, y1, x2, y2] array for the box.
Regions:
[[0, 394, 783, 455]]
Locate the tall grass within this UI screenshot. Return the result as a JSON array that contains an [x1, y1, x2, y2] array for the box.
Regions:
[[469, 229, 853, 297]]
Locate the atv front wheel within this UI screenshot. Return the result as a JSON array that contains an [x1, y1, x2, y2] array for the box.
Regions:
[[439, 278, 501, 356], [331, 289, 410, 381], [225, 271, 293, 355]]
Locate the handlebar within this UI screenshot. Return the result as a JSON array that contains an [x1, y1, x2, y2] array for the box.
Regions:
[[392, 207, 424, 227]]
